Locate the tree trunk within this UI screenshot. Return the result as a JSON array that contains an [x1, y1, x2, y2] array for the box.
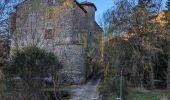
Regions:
[[167, 59, 170, 89], [131, 64, 138, 87], [167, 46, 170, 89], [150, 66, 155, 89]]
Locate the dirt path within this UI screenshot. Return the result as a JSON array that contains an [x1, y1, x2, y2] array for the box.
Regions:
[[160, 96, 168, 100], [70, 75, 101, 100]]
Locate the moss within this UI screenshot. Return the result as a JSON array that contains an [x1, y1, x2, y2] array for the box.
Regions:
[[81, 32, 88, 48], [64, 0, 76, 8], [46, 6, 64, 20]]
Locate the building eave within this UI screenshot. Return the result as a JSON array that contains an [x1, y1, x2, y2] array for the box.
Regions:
[[80, 1, 97, 11], [95, 22, 103, 32], [14, 0, 29, 9], [74, 0, 88, 14]]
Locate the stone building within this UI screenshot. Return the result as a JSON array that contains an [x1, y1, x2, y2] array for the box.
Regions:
[[9, 0, 103, 83]]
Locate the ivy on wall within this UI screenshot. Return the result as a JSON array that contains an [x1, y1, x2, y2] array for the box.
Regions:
[[64, 0, 76, 8], [45, 0, 76, 21], [46, 6, 64, 21], [81, 32, 88, 48]]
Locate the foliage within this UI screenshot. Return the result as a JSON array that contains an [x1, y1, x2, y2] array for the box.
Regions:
[[0, 37, 10, 79], [3, 45, 62, 100], [127, 90, 170, 100], [0, 38, 9, 65], [0, 0, 10, 35], [100, 77, 119, 98], [109, 90, 170, 100], [166, 0, 170, 10], [81, 32, 88, 48], [0, 0, 23, 35], [7, 46, 62, 80], [46, 6, 64, 20], [100, 76, 130, 100], [64, 0, 76, 8], [101, 0, 170, 90]]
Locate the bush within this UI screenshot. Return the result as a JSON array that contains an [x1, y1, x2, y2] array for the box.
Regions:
[[100, 77, 118, 98], [8, 46, 62, 79], [99, 76, 130, 100], [3, 45, 62, 100]]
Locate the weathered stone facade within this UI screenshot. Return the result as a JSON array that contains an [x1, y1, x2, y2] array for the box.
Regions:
[[9, 0, 102, 83]]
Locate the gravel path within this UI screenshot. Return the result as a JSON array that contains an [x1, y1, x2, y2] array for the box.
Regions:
[[70, 76, 101, 100]]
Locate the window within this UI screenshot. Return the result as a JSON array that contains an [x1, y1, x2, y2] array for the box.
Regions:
[[44, 29, 53, 39], [90, 32, 92, 36]]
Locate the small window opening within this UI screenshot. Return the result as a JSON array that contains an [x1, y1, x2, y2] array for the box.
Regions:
[[45, 29, 53, 39], [90, 32, 92, 36]]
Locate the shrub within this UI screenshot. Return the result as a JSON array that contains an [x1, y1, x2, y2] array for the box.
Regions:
[[4, 45, 62, 100], [99, 76, 130, 100]]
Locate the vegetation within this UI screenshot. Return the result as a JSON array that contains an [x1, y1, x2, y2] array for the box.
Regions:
[[100, 0, 170, 99], [127, 90, 170, 100], [109, 90, 170, 100], [1, 46, 62, 100], [166, 0, 170, 10], [100, 76, 130, 100], [0, 0, 170, 100], [0, 38, 10, 76], [7, 46, 62, 81], [0, 38, 10, 99]]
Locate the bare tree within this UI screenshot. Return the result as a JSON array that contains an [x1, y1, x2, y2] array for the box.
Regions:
[[102, 0, 169, 89]]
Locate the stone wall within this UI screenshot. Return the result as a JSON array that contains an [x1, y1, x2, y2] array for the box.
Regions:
[[10, 0, 102, 84], [53, 44, 86, 83]]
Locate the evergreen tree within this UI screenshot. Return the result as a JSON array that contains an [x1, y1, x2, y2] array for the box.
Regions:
[[138, 0, 160, 14], [166, 0, 170, 10], [138, 0, 152, 6]]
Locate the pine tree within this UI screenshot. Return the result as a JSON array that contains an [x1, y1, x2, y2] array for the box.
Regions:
[[166, 0, 170, 10], [138, 0, 152, 6]]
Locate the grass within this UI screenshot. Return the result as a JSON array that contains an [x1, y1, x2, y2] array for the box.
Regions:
[[110, 89, 170, 100], [128, 90, 170, 100]]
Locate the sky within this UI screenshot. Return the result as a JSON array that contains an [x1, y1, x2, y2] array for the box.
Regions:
[[77, 0, 114, 22], [77, 0, 167, 22]]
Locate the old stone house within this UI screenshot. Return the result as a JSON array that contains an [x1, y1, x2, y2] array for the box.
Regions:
[[9, 0, 103, 83]]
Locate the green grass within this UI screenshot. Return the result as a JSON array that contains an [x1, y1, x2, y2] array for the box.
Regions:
[[128, 90, 170, 100], [110, 90, 170, 100]]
